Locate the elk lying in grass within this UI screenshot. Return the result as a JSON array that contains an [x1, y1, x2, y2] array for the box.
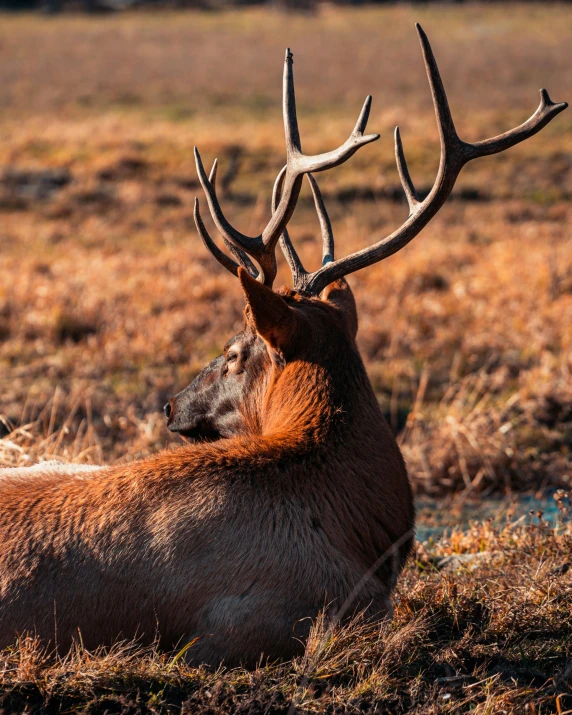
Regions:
[[0, 26, 566, 667]]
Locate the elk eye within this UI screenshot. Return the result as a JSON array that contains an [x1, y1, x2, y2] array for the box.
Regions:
[[227, 351, 238, 364]]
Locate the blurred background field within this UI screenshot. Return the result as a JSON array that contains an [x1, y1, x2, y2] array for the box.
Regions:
[[0, 3, 570, 501]]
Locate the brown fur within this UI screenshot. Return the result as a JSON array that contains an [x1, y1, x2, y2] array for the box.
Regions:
[[0, 274, 414, 667]]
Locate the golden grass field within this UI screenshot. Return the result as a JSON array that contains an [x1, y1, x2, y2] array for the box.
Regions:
[[0, 4, 571, 712]]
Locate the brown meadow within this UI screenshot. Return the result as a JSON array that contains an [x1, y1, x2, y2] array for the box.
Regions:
[[0, 4, 571, 712]]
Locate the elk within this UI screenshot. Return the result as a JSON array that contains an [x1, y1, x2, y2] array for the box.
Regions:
[[0, 26, 566, 667]]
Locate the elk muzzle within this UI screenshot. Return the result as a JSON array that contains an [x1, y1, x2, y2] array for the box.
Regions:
[[164, 354, 246, 442], [165, 389, 222, 442]]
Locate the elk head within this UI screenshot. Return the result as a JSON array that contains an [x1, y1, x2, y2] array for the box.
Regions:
[[166, 25, 567, 441], [164, 327, 270, 441], [165, 45, 378, 440]]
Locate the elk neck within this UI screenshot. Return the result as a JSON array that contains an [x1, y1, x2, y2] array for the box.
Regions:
[[257, 329, 387, 461]]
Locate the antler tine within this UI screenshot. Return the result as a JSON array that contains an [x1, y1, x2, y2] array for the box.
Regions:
[[306, 174, 334, 266], [465, 87, 567, 159], [194, 200, 259, 280], [394, 127, 420, 213], [283, 49, 302, 157], [296, 24, 567, 296], [221, 238, 260, 279], [194, 48, 379, 288], [194, 198, 241, 279], [416, 24, 460, 155], [207, 160, 260, 278], [272, 166, 308, 290], [208, 158, 217, 185], [276, 169, 338, 290], [192, 160, 260, 280]]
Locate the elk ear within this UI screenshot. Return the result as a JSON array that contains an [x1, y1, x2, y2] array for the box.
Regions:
[[321, 278, 358, 339], [238, 267, 297, 364]]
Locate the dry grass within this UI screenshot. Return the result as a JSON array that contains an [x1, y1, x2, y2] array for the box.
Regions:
[[401, 364, 572, 495]]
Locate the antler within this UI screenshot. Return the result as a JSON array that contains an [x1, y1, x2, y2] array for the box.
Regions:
[[277, 170, 335, 291], [194, 160, 260, 280], [286, 24, 567, 296], [193, 48, 379, 287]]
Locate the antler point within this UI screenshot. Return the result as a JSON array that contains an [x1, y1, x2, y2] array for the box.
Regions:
[[538, 89, 568, 113], [209, 159, 218, 184], [415, 23, 431, 51]]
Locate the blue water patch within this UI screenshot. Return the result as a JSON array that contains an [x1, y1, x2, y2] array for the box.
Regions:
[[416, 491, 568, 543]]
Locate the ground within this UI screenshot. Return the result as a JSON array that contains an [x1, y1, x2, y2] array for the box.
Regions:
[[0, 4, 571, 712], [2, 514, 572, 713]]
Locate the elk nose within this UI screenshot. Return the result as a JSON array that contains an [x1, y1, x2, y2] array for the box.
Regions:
[[163, 402, 172, 419]]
